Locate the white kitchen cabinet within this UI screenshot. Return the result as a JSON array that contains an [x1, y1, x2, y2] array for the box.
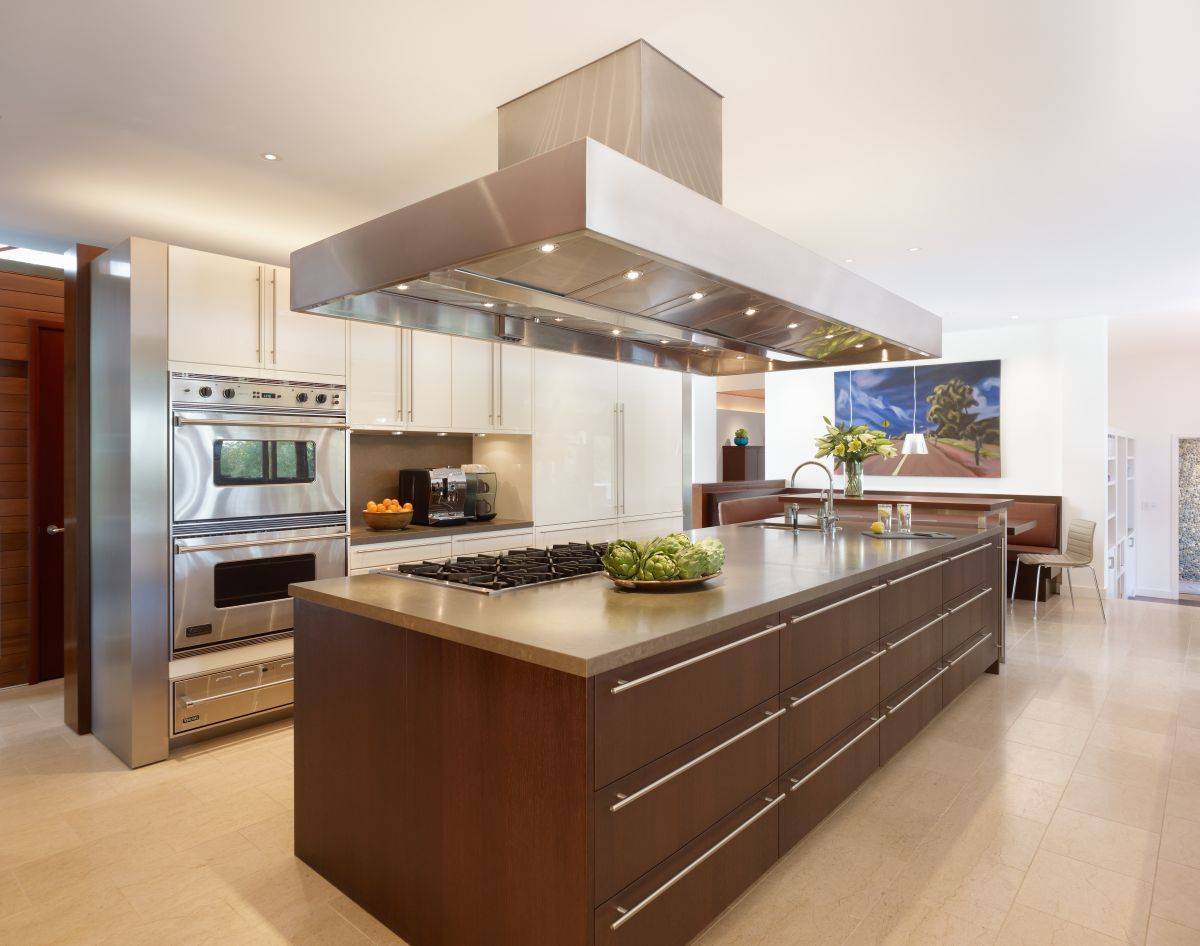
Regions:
[[404, 330, 453, 430], [268, 267, 346, 376], [534, 520, 620, 547], [617, 363, 683, 518], [496, 344, 533, 433], [532, 349, 618, 526], [349, 538, 453, 572], [618, 514, 685, 541], [450, 337, 495, 431], [348, 321, 402, 428], [450, 529, 535, 557], [168, 247, 264, 369]]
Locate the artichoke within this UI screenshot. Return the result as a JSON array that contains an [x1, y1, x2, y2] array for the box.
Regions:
[[638, 550, 680, 581], [601, 540, 641, 579], [694, 538, 726, 574], [655, 532, 692, 557], [673, 544, 712, 579]]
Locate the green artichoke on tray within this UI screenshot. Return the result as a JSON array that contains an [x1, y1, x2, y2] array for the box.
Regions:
[[637, 550, 681, 581], [654, 532, 693, 557], [601, 540, 642, 579], [694, 538, 726, 574], [601, 532, 725, 582], [673, 544, 712, 579]]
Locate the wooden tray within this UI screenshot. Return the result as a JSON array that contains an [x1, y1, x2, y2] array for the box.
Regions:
[[604, 571, 722, 591]]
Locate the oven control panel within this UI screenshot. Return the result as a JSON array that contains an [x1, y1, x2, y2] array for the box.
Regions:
[[171, 374, 346, 414]]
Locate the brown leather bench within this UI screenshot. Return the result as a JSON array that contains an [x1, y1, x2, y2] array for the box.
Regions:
[[717, 494, 787, 525]]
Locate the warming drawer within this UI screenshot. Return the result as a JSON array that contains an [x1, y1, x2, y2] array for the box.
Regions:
[[172, 655, 294, 734]]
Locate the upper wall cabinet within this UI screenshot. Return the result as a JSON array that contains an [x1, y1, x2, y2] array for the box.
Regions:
[[167, 246, 345, 377], [618, 362, 683, 517], [347, 321, 402, 428], [496, 344, 533, 433], [450, 337, 494, 431], [405, 330, 453, 430]]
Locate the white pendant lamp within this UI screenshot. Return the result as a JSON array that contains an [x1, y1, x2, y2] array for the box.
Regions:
[[902, 366, 928, 455]]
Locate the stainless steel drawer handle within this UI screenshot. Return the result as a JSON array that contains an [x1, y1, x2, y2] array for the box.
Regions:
[[886, 559, 947, 586], [789, 716, 884, 792], [610, 792, 786, 931], [885, 613, 945, 651], [181, 677, 294, 707], [789, 649, 883, 708], [945, 586, 993, 616], [948, 545, 989, 562], [610, 706, 787, 813], [947, 632, 994, 667], [610, 623, 786, 695], [176, 532, 350, 554], [173, 416, 349, 430], [885, 666, 948, 715], [789, 584, 882, 624]]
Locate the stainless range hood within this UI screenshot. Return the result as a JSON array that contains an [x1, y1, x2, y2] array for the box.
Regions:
[[291, 41, 941, 376]]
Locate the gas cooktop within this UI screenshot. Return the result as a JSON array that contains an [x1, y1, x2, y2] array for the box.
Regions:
[[377, 543, 609, 595]]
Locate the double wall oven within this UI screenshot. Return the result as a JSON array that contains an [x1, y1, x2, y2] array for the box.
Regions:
[[170, 373, 348, 656]]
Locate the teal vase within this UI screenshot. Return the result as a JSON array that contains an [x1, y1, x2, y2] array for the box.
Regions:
[[734, 435, 749, 446]]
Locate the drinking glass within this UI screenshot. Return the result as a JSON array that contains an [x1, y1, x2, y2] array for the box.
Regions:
[[897, 503, 913, 533], [877, 503, 894, 533]]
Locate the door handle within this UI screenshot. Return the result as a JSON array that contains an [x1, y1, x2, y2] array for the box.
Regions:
[[46, 525, 65, 535]]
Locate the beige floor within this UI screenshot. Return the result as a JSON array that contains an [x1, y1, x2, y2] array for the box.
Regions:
[[1, 594, 1198, 945]]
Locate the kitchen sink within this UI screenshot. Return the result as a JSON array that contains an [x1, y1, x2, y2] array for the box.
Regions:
[[741, 518, 824, 531]]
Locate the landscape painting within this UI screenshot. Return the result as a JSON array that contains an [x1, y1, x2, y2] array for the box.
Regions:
[[833, 360, 1001, 477]]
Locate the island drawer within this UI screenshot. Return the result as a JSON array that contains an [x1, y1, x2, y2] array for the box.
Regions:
[[595, 784, 782, 946], [780, 582, 881, 689], [879, 558, 944, 634], [879, 610, 945, 698], [942, 584, 994, 655], [780, 712, 881, 852], [879, 662, 944, 764], [594, 617, 782, 788], [780, 643, 880, 770], [593, 697, 783, 905], [942, 541, 995, 600], [943, 630, 998, 706]]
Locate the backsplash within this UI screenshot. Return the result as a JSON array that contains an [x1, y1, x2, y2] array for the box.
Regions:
[[350, 433, 473, 527]]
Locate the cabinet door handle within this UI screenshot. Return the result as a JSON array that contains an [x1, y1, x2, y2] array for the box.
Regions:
[[887, 559, 946, 586], [885, 665, 948, 715], [789, 648, 883, 708], [611, 623, 785, 694], [945, 586, 993, 615], [948, 544, 989, 562], [610, 793, 786, 931], [255, 266, 263, 363], [885, 613, 945, 651], [948, 631, 994, 667], [613, 404, 620, 514], [181, 677, 294, 707], [610, 706, 786, 813], [790, 584, 881, 624], [789, 715, 884, 792], [270, 269, 278, 364]]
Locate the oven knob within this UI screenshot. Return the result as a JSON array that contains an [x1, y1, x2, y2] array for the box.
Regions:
[[198, 386, 213, 398], [222, 388, 236, 400], [295, 392, 309, 404], [315, 393, 328, 404]]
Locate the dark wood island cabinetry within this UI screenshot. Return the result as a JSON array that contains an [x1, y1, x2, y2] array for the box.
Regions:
[[291, 525, 1003, 946]]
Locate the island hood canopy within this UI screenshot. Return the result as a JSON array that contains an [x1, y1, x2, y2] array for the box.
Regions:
[[290, 40, 942, 376]]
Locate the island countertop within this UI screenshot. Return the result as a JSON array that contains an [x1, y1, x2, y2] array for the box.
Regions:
[[290, 522, 1003, 677]]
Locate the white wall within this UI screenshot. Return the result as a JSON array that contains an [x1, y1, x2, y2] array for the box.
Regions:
[[690, 374, 718, 485], [1109, 313, 1200, 598], [766, 318, 1109, 568]]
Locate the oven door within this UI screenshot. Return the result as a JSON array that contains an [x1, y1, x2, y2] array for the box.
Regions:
[[173, 524, 348, 652], [173, 411, 347, 523]]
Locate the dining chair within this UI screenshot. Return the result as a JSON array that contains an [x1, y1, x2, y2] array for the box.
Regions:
[[1010, 518, 1106, 621]]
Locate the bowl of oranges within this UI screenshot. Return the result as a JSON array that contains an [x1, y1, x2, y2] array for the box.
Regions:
[[362, 498, 414, 531]]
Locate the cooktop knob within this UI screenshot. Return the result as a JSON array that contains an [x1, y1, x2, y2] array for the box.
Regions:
[[295, 392, 309, 404], [222, 388, 236, 399], [197, 386, 213, 398], [314, 393, 328, 404]]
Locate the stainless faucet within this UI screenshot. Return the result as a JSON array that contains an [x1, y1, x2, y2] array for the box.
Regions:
[[787, 461, 840, 535]]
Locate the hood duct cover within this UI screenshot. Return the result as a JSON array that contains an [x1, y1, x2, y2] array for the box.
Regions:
[[291, 42, 941, 376]]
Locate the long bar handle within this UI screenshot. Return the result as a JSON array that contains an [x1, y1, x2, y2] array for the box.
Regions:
[[789, 716, 884, 792], [611, 707, 786, 813], [885, 613, 945, 651], [270, 268, 278, 364], [945, 586, 993, 616], [948, 631, 994, 667], [610, 793, 786, 931], [887, 559, 947, 586], [790, 584, 882, 624], [182, 677, 294, 707], [613, 404, 620, 514], [173, 416, 349, 430], [175, 531, 350, 554], [885, 666, 948, 715], [789, 648, 883, 708], [256, 266, 263, 363], [611, 623, 786, 695], [948, 544, 989, 562]]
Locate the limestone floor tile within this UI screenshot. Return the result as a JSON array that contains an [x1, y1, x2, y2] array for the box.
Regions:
[[223, 852, 343, 940], [1040, 807, 1161, 882], [956, 768, 1066, 824], [1147, 916, 1200, 945], [60, 780, 202, 842], [691, 869, 861, 946], [96, 899, 279, 946], [1167, 779, 1200, 823], [1074, 744, 1174, 790], [0, 813, 81, 873], [259, 773, 296, 810], [1020, 697, 1102, 731], [996, 903, 1126, 945], [1172, 746, 1200, 786], [1060, 772, 1169, 832], [1007, 716, 1092, 757], [847, 887, 1001, 945], [1098, 701, 1180, 736], [1087, 721, 1176, 762], [1160, 815, 1200, 870], [0, 869, 30, 922], [1151, 860, 1200, 933], [845, 758, 970, 825], [155, 785, 288, 853], [0, 881, 142, 945], [1016, 849, 1153, 944], [888, 732, 992, 779], [241, 810, 296, 857], [329, 892, 410, 945], [987, 739, 1080, 787]]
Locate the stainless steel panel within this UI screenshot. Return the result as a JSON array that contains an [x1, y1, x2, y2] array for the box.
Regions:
[[173, 523, 347, 652], [172, 656, 295, 734], [172, 410, 346, 522]]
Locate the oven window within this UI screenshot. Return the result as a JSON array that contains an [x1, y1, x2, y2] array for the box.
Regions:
[[213, 440, 317, 486], [213, 553, 316, 608]]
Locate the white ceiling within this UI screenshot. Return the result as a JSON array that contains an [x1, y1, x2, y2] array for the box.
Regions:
[[3, 0, 1199, 330]]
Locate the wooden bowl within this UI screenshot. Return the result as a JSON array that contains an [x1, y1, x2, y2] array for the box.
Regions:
[[362, 509, 413, 531]]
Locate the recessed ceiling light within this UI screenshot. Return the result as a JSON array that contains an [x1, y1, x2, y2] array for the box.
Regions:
[[483, 302, 495, 308], [624, 269, 642, 280], [397, 283, 409, 291], [553, 316, 564, 322], [854, 343, 865, 348], [390, 431, 404, 436], [691, 291, 706, 301], [907, 246, 921, 253], [611, 329, 621, 335], [1010, 315, 1019, 320], [744, 307, 757, 316], [787, 322, 799, 329], [261, 153, 279, 161], [539, 243, 558, 254], [436, 432, 447, 437]]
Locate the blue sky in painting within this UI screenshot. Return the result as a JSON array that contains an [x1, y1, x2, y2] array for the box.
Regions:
[[834, 360, 1001, 435]]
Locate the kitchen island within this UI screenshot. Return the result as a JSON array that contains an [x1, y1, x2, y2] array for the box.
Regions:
[[290, 523, 1003, 946]]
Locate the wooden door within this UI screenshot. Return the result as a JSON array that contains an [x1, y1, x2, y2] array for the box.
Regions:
[[29, 322, 65, 683]]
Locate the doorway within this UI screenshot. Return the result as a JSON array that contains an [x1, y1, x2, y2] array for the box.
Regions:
[[29, 321, 64, 683]]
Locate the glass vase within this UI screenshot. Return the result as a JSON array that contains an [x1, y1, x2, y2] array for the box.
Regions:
[[844, 460, 864, 498]]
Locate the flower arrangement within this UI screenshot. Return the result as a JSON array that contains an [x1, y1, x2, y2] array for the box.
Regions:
[[814, 417, 898, 463]]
